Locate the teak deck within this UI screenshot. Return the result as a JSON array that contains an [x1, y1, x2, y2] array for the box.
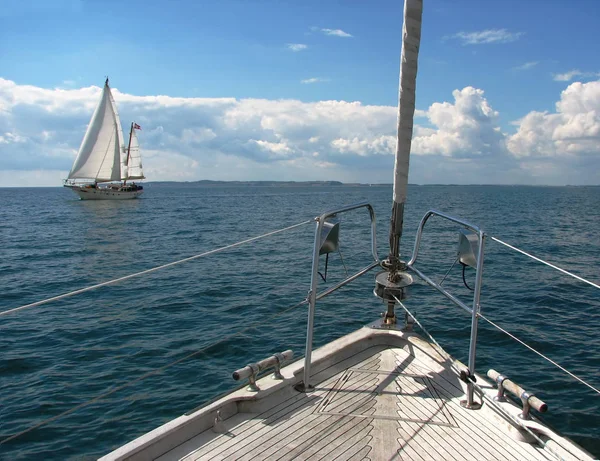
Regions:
[[102, 326, 591, 461]]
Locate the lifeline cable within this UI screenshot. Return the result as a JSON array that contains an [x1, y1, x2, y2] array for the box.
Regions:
[[478, 312, 600, 396], [491, 236, 600, 290], [391, 295, 568, 461], [0, 297, 308, 446], [0, 219, 312, 318]]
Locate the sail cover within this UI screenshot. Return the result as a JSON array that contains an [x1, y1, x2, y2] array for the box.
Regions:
[[393, 0, 422, 205], [68, 82, 123, 182], [123, 128, 145, 180]]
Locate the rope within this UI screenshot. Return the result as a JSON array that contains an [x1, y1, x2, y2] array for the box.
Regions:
[[0, 297, 308, 446], [491, 236, 600, 290], [478, 312, 600, 396], [0, 220, 312, 318]]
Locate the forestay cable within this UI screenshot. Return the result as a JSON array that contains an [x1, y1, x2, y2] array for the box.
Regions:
[[0, 220, 312, 318]]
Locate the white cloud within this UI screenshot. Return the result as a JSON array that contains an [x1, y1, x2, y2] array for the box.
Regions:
[[0, 169, 68, 187], [252, 140, 292, 157], [412, 87, 507, 158], [447, 29, 524, 45], [508, 80, 600, 159], [552, 69, 600, 82], [512, 61, 539, 71], [300, 77, 329, 84], [287, 43, 307, 52], [0, 78, 397, 183], [181, 127, 217, 144], [0, 77, 599, 186], [0, 132, 27, 144], [331, 136, 396, 157], [320, 28, 353, 38]]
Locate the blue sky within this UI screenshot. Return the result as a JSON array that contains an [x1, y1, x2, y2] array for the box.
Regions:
[[1, 0, 599, 186]]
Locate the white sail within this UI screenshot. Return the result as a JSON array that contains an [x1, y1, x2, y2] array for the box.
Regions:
[[108, 82, 127, 177], [68, 81, 123, 182], [123, 128, 145, 180]]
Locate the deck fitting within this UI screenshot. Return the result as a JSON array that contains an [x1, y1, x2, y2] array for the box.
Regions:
[[460, 399, 482, 410], [294, 382, 315, 393]]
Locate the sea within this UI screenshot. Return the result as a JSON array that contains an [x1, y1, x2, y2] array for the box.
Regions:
[[1, 183, 599, 460]]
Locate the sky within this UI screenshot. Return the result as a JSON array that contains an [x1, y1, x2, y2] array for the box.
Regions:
[[1, 0, 599, 186]]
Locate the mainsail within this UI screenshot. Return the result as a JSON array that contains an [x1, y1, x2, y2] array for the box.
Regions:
[[68, 80, 125, 182], [123, 127, 145, 180]]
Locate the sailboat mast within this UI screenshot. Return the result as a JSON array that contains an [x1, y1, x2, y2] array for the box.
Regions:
[[374, 0, 423, 326], [124, 122, 134, 185], [387, 0, 423, 271]]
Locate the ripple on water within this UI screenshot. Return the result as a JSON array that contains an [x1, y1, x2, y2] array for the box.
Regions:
[[0, 185, 599, 459]]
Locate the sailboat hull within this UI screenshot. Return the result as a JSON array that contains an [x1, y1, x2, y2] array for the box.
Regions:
[[66, 185, 143, 200]]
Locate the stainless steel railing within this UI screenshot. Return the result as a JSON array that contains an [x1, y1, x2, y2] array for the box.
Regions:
[[406, 209, 486, 408], [405, 209, 600, 407], [297, 202, 380, 392]]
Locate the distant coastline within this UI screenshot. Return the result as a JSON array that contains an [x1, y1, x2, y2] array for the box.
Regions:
[[1, 181, 598, 189], [144, 181, 598, 188], [146, 180, 394, 187]]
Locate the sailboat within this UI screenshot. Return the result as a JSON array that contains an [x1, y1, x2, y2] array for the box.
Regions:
[[2, 1, 597, 459], [63, 78, 145, 200], [96, 1, 595, 460]]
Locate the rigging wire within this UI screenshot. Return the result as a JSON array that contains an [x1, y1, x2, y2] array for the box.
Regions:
[[391, 295, 465, 378], [337, 248, 349, 277], [391, 295, 569, 461], [491, 236, 600, 290], [0, 297, 309, 446], [0, 220, 312, 318], [485, 237, 600, 392], [439, 256, 458, 286], [478, 312, 600, 396]]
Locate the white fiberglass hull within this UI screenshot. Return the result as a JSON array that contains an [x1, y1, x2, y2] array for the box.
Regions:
[[66, 186, 143, 200]]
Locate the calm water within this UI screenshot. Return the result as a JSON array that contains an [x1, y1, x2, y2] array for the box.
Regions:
[[1, 184, 599, 459]]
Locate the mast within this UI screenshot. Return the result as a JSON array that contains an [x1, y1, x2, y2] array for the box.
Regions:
[[375, 0, 423, 324], [124, 122, 134, 185], [389, 0, 423, 270]]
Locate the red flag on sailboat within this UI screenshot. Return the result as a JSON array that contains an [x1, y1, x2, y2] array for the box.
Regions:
[[133, 123, 141, 130]]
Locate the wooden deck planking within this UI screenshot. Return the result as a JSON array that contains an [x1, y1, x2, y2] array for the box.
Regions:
[[160, 345, 559, 461], [318, 431, 373, 461], [341, 444, 372, 461], [390, 348, 554, 461], [278, 416, 372, 461], [402, 377, 551, 461]]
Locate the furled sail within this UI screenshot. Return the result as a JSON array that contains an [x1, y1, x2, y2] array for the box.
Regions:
[[123, 128, 145, 180], [68, 81, 124, 182], [393, 0, 422, 206], [387, 0, 423, 266]]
